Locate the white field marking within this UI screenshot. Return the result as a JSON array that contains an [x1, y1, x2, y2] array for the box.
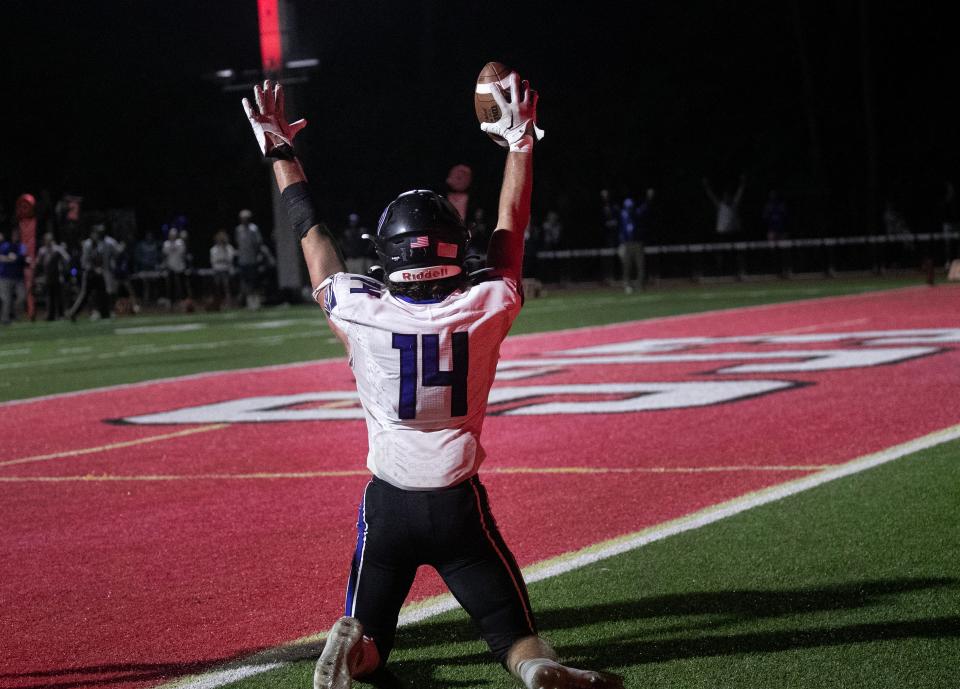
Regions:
[[57, 346, 93, 355], [0, 284, 926, 408], [0, 331, 317, 372], [765, 318, 870, 336], [163, 664, 284, 689], [152, 420, 960, 689], [0, 347, 31, 357], [0, 424, 229, 468], [0, 464, 829, 483], [238, 319, 300, 329], [115, 323, 206, 335]]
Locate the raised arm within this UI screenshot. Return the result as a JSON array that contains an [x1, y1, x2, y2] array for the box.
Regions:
[[733, 173, 747, 206], [702, 177, 719, 206], [481, 72, 542, 283], [242, 80, 345, 291]]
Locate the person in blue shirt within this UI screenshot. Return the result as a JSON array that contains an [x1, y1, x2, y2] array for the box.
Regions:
[[0, 227, 28, 324], [618, 189, 654, 293]]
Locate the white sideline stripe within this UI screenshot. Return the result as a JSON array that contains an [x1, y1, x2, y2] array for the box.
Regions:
[[155, 421, 960, 689], [164, 663, 283, 689], [0, 285, 924, 408], [0, 332, 319, 372]]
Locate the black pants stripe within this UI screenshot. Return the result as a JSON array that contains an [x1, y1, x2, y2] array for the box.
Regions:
[[345, 475, 536, 664]]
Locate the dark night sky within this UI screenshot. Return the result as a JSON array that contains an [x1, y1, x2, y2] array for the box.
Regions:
[[4, 0, 957, 251]]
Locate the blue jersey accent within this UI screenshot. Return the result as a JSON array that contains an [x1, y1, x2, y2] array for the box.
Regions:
[[344, 485, 370, 616], [391, 333, 418, 419], [323, 287, 337, 313], [349, 275, 384, 297], [394, 294, 443, 304]]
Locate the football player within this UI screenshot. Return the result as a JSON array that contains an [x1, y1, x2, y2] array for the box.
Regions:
[[243, 75, 623, 689]]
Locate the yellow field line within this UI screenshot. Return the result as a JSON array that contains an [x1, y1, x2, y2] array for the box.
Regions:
[[493, 464, 833, 474], [0, 464, 831, 483], [0, 424, 230, 468], [317, 400, 357, 409]]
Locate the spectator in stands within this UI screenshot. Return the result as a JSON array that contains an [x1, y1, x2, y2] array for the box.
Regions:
[[0, 227, 28, 324], [178, 228, 195, 307], [600, 189, 620, 284], [209, 230, 236, 308], [36, 232, 70, 320], [445, 163, 472, 222], [162, 226, 188, 308], [636, 188, 655, 280], [340, 212, 371, 276], [703, 175, 747, 238], [67, 224, 123, 321], [234, 209, 273, 309], [15, 193, 39, 321], [134, 230, 161, 272], [523, 221, 542, 281], [112, 240, 140, 315], [465, 207, 490, 275], [541, 210, 563, 250], [883, 200, 914, 270], [883, 201, 911, 237], [618, 195, 646, 293], [133, 229, 162, 305], [704, 174, 747, 278]]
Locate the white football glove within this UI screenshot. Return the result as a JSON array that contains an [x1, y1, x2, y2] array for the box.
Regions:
[[242, 79, 307, 159], [480, 72, 544, 153]]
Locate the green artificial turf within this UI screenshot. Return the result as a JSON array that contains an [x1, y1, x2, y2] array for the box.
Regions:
[[218, 438, 960, 689], [0, 276, 924, 402]]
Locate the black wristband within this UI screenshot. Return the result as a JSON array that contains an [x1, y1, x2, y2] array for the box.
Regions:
[[266, 143, 297, 161], [281, 181, 320, 239]]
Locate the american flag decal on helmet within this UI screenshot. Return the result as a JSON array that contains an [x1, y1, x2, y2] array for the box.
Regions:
[[437, 241, 458, 258], [410, 236, 429, 248]]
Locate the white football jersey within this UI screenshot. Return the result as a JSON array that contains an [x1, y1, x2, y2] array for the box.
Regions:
[[318, 273, 522, 490]]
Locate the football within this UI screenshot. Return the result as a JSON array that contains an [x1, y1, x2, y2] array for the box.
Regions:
[[474, 61, 515, 148]]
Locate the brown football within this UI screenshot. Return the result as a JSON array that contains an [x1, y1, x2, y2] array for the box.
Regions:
[[474, 61, 514, 148]]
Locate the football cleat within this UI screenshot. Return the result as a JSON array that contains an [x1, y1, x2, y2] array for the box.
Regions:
[[313, 616, 364, 689], [523, 660, 625, 689]]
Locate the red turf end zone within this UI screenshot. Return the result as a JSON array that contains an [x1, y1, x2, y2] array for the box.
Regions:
[[1, 286, 959, 689]]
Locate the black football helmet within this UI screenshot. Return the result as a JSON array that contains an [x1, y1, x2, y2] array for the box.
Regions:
[[364, 190, 468, 283]]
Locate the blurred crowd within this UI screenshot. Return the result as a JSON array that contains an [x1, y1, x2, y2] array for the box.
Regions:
[[3, 175, 956, 324], [0, 192, 285, 324]]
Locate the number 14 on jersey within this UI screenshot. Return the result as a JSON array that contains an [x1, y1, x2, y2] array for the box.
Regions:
[[392, 332, 469, 420]]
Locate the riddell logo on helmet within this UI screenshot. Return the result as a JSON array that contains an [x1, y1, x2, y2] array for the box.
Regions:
[[404, 266, 450, 281], [389, 265, 461, 282]]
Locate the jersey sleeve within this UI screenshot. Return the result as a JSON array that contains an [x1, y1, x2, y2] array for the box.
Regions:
[[315, 272, 386, 319]]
